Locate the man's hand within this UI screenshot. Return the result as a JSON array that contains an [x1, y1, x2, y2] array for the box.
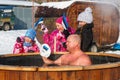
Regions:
[[42, 57, 54, 64], [41, 24, 48, 33]]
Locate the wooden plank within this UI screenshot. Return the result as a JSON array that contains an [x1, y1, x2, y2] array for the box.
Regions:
[[0, 52, 120, 58], [110, 67, 119, 80], [86, 52, 120, 58], [102, 68, 112, 80], [7, 71, 20, 80], [61, 71, 76, 80], [33, 72, 50, 80], [5, 71, 9, 80], [0, 70, 6, 80], [118, 67, 120, 79], [19, 71, 28, 80], [27, 72, 34, 80], [40, 72, 48, 80], [33, 72, 41, 80], [0, 65, 37, 71], [47, 71, 61, 80], [0, 53, 39, 57], [19, 71, 34, 80], [75, 70, 89, 80], [89, 69, 102, 80], [83, 63, 119, 70], [38, 66, 83, 71]]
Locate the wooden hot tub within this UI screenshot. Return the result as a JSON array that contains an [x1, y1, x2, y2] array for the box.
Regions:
[[0, 52, 120, 80]]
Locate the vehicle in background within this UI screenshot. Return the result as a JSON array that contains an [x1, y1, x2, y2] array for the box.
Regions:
[[0, 6, 15, 31]]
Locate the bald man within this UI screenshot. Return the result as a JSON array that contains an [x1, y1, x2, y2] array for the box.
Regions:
[[42, 34, 92, 66]]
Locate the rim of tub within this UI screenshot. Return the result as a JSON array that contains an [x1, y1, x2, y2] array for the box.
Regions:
[[0, 52, 119, 71]]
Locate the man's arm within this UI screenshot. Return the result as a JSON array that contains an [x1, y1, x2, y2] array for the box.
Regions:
[[42, 55, 64, 65], [42, 57, 54, 64]]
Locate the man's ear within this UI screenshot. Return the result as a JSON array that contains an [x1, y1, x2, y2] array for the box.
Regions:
[[76, 42, 80, 48]]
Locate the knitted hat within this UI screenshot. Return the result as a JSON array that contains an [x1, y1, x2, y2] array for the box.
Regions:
[[25, 29, 36, 40], [56, 16, 69, 30], [77, 7, 93, 23]]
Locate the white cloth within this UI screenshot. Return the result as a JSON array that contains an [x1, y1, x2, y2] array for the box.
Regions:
[[40, 44, 51, 58]]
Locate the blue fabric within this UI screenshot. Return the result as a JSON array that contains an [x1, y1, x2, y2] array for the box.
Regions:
[[43, 45, 49, 51], [23, 42, 32, 47], [62, 15, 69, 30], [113, 43, 120, 50], [34, 17, 43, 28], [25, 29, 36, 40]]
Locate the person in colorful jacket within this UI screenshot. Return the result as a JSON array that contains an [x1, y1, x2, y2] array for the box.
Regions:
[[41, 16, 75, 52], [13, 29, 40, 54]]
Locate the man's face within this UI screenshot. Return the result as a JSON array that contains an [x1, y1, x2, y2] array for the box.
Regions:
[[66, 36, 76, 51]]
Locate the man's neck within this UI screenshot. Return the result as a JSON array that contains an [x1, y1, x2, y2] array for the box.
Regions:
[[70, 49, 83, 55]]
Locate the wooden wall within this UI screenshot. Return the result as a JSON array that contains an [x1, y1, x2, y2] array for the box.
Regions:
[[0, 66, 119, 80]]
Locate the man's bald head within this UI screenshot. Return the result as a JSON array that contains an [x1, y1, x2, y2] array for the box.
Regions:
[[67, 34, 81, 48]]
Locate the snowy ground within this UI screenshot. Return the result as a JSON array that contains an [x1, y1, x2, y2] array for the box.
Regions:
[[0, 30, 120, 55]]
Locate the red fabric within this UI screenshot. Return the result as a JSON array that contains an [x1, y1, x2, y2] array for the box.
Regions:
[[13, 36, 40, 54], [43, 27, 75, 52], [56, 16, 69, 25], [13, 42, 24, 54]]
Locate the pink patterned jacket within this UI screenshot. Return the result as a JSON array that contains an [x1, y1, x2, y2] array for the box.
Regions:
[[13, 36, 40, 54], [43, 27, 75, 53]]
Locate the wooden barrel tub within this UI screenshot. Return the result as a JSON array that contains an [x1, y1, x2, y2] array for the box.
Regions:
[[0, 52, 120, 80], [67, 1, 119, 48]]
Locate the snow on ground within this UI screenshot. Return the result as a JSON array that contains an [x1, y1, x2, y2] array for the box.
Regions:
[[0, 30, 120, 55]]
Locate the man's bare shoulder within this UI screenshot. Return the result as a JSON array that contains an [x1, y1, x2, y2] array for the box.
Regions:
[[61, 53, 71, 59], [78, 53, 90, 60], [77, 54, 92, 66]]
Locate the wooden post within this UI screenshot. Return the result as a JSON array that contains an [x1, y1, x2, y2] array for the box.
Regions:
[[54, 36, 56, 53], [32, 0, 35, 28]]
